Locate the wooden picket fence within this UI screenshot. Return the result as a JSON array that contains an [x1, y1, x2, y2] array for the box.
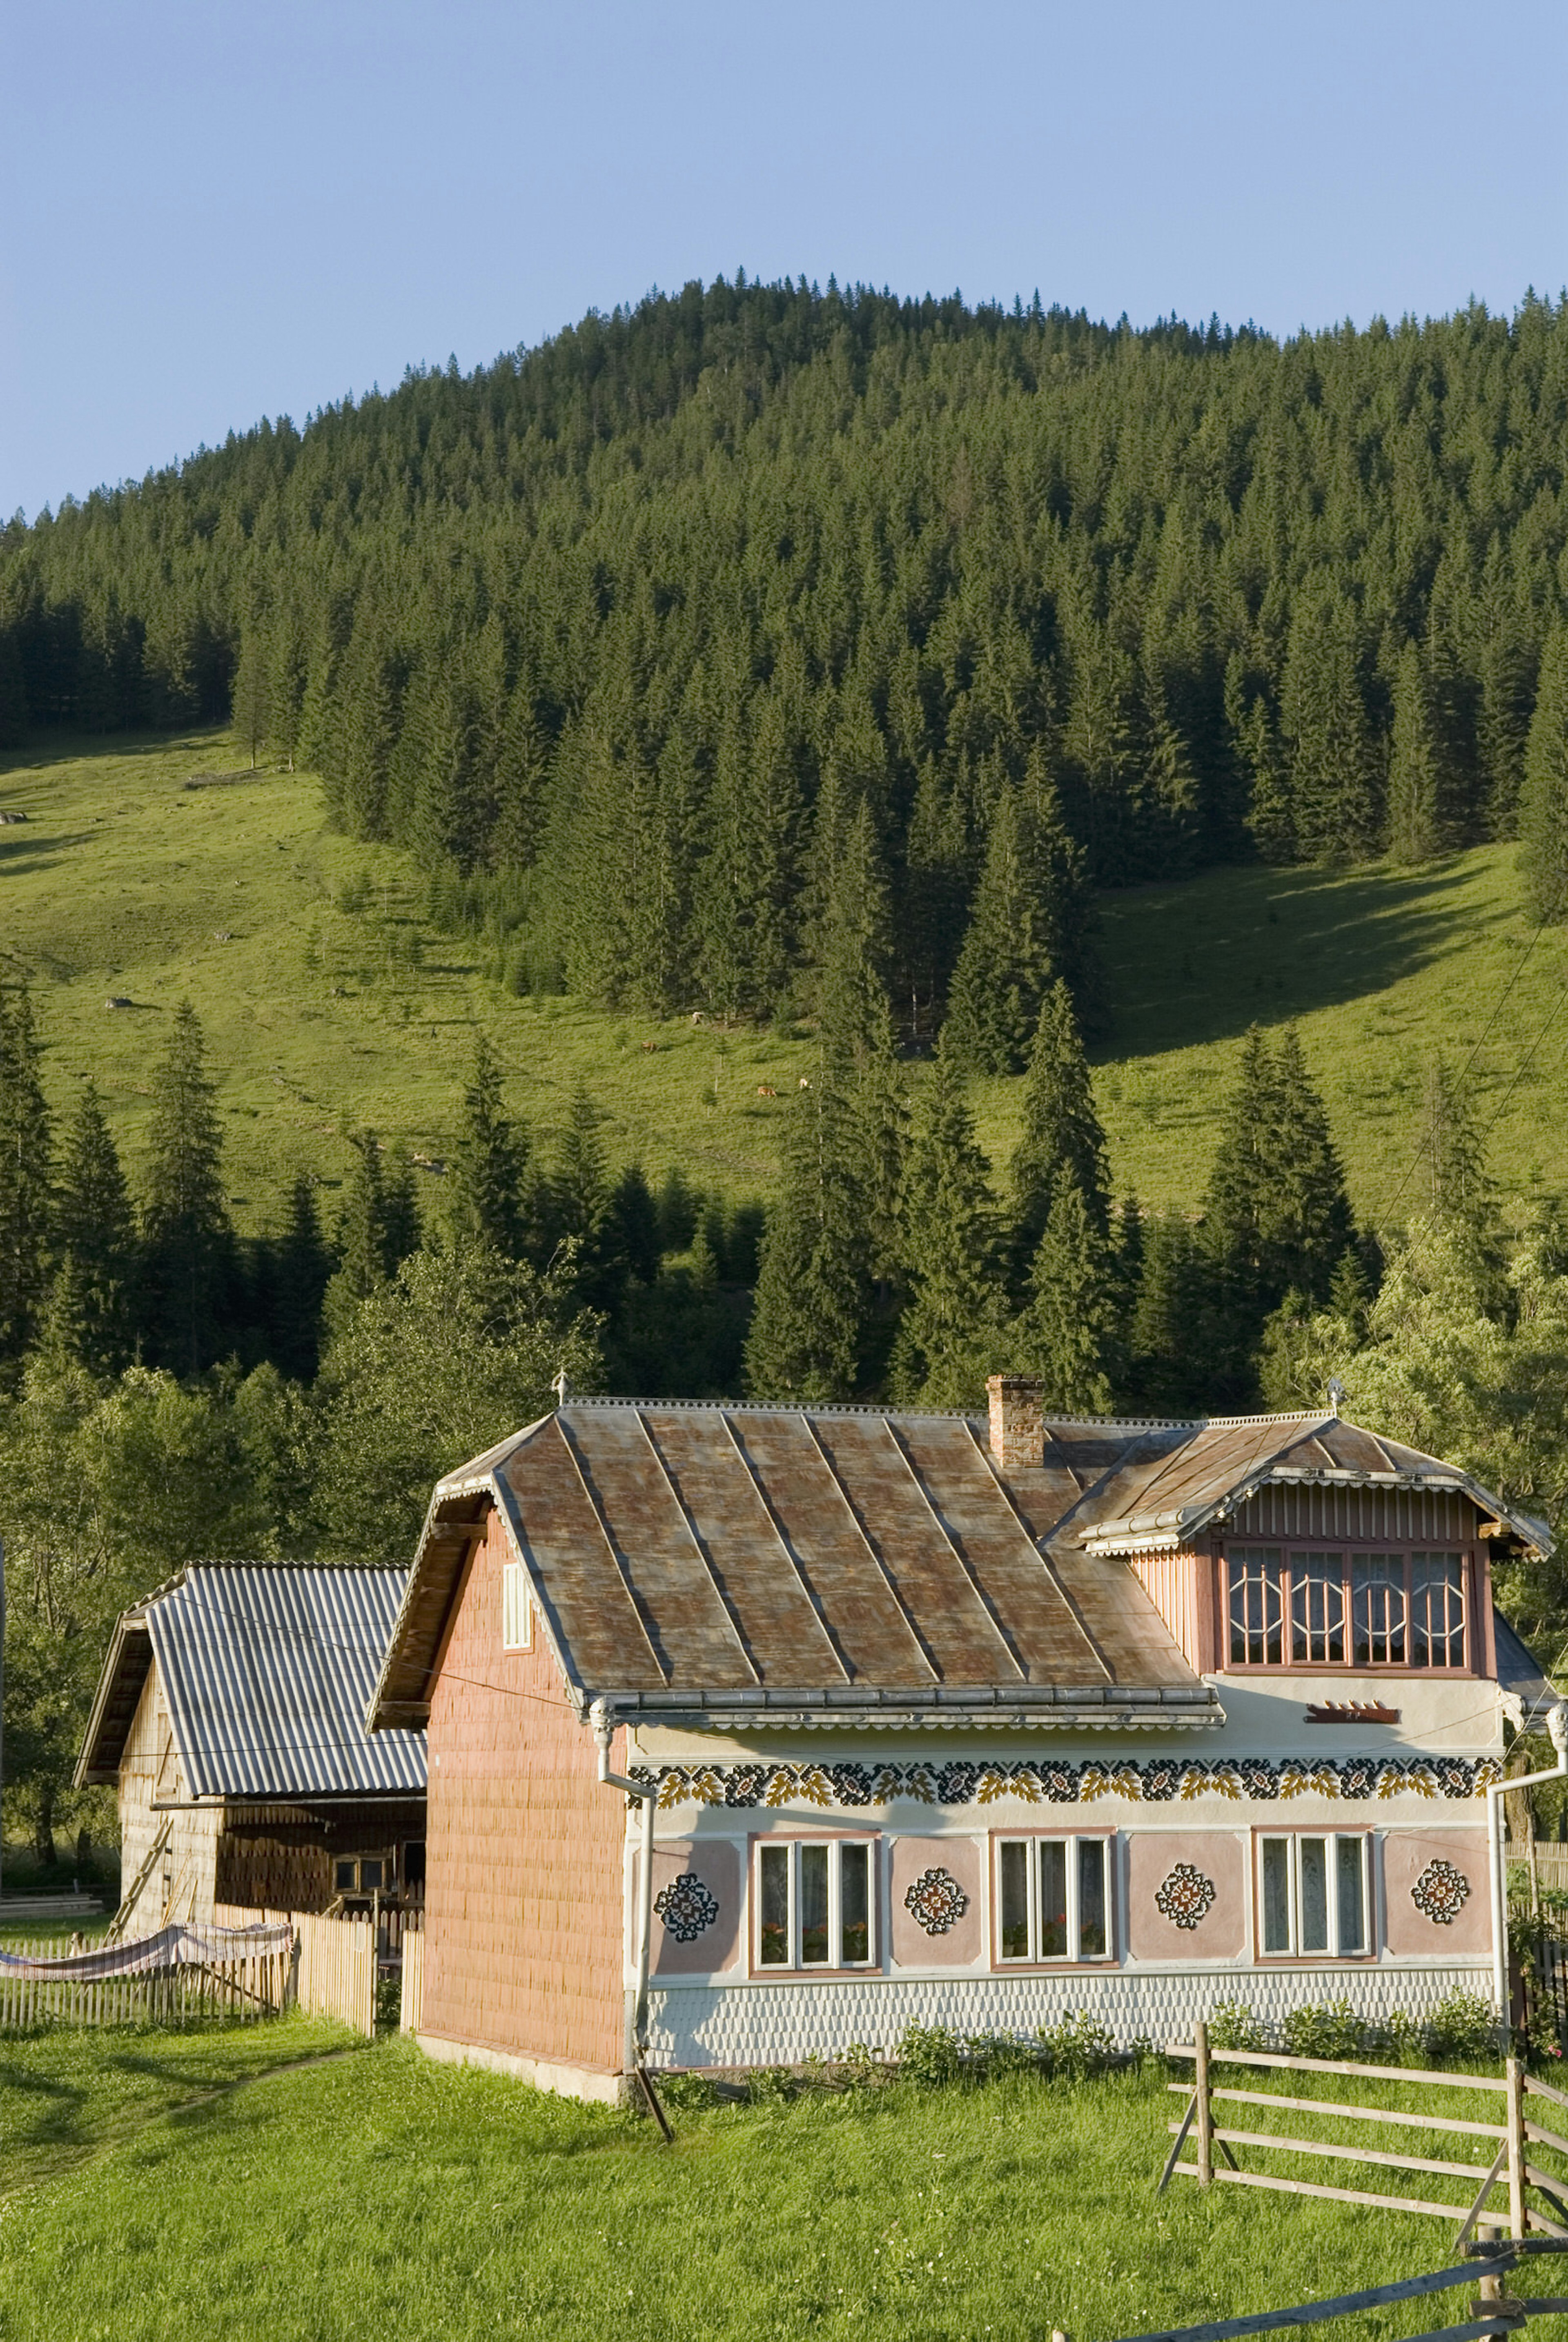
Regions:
[[1163, 2023, 1568, 2241], [216, 1903, 379, 2037], [0, 1934, 291, 2031], [399, 1919, 424, 2035]]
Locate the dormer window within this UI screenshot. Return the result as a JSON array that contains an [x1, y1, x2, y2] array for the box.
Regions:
[[1226, 1548, 1468, 1671]]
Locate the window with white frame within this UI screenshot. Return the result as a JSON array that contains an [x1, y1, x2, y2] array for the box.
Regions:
[[995, 1836, 1111, 1964], [501, 1561, 532, 1651], [1258, 1833, 1371, 1957], [755, 1839, 875, 1969]]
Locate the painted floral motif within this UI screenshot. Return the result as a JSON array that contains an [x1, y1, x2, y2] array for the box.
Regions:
[[653, 1873, 720, 1943], [904, 1868, 970, 1936], [1154, 1863, 1218, 1931], [1411, 1859, 1472, 1926], [629, 1755, 1487, 1810]]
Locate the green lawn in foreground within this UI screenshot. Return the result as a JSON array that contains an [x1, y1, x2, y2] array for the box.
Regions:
[[4, 728, 1566, 1234], [0, 2033, 1557, 2342]]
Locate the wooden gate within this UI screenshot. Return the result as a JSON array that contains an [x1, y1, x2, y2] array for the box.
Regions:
[[1163, 2024, 1568, 2241]]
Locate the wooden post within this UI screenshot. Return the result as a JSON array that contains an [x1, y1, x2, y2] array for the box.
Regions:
[[1506, 2055, 1528, 2240], [1195, 2018, 1214, 2188]]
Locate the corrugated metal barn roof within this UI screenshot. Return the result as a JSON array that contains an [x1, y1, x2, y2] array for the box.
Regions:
[[79, 1565, 426, 1797]]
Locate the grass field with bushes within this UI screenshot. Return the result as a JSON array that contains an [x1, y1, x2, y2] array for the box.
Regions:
[[2, 2021, 1555, 2342], [4, 729, 1565, 1238]]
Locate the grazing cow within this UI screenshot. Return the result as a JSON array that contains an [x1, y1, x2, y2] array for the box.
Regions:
[[756, 1084, 777, 1098], [798, 1075, 811, 1089], [641, 1040, 659, 1053]]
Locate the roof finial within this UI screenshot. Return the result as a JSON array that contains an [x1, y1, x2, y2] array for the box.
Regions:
[[1327, 1376, 1345, 1418], [552, 1366, 571, 1408]]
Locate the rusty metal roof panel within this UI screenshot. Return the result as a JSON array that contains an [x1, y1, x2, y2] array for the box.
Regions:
[[553, 1408, 754, 1687], [498, 1418, 666, 1690], [724, 1410, 933, 1684], [639, 1409, 844, 1683], [810, 1413, 1020, 1682], [895, 1418, 1106, 1682]]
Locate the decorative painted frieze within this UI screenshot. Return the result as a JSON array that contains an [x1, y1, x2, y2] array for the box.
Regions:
[[631, 1752, 1497, 1812]]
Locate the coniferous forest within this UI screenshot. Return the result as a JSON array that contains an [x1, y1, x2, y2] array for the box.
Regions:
[[7, 277, 1568, 1859]]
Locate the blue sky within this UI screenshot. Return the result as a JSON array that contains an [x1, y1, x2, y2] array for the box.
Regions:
[[4, 0, 1565, 519]]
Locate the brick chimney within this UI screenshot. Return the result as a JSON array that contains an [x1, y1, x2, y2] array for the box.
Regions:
[[987, 1374, 1043, 1472]]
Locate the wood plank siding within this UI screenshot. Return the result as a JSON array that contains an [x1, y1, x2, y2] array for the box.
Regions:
[[1228, 1485, 1474, 1543], [420, 1507, 626, 2077]]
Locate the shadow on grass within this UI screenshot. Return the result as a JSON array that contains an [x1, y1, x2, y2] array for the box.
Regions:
[[1099, 857, 1506, 1059]]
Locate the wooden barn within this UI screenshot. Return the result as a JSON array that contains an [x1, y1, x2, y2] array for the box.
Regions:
[[78, 1564, 427, 1933], [368, 1385, 1557, 2104]]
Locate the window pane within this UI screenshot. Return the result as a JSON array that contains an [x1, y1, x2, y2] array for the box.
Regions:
[[1352, 1557, 1406, 1664], [1078, 1839, 1107, 1957], [1291, 1554, 1345, 1663], [800, 1844, 830, 1965], [1261, 1839, 1292, 1954], [359, 1858, 383, 1892], [1300, 1837, 1330, 1953], [1039, 1841, 1069, 1958], [334, 1859, 356, 1892], [839, 1843, 870, 1965], [1229, 1548, 1284, 1664], [1411, 1554, 1465, 1667], [759, 1844, 791, 1965], [1000, 1842, 1031, 1959], [1336, 1837, 1366, 1954]]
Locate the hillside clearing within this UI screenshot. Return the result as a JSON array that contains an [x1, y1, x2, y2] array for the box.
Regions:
[[3, 729, 1563, 1236]]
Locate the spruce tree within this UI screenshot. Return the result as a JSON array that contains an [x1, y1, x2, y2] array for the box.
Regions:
[[890, 1033, 1006, 1407], [51, 1078, 137, 1375], [944, 773, 1096, 1073], [1421, 1055, 1506, 1311], [1127, 1210, 1206, 1415], [1387, 640, 1446, 864], [744, 1070, 870, 1400], [1013, 1171, 1116, 1416], [1281, 590, 1380, 862], [0, 979, 53, 1376], [230, 617, 271, 768], [324, 1133, 392, 1334], [448, 1035, 530, 1258], [381, 1146, 422, 1271], [141, 1002, 234, 1376], [815, 797, 894, 1063], [1009, 981, 1111, 1289], [268, 1172, 332, 1381], [1519, 623, 1568, 924]]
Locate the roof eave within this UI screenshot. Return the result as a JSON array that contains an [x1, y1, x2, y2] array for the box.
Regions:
[[73, 1610, 154, 1789], [591, 1684, 1227, 1734], [1077, 1456, 1554, 1561]]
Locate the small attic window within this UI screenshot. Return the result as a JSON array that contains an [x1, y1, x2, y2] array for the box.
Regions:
[[502, 1561, 533, 1651]]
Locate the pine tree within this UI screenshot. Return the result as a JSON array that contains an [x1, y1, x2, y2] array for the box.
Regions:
[[448, 1035, 530, 1258], [1387, 640, 1446, 864], [1009, 982, 1111, 1289], [141, 1002, 234, 1375], [267, 1173, 332, 1381], [815, 798, 894, 1062], [0, 979, 53, 1376], [944, 773, 1096, 1073], [744, 1070, 870, 1400], [324, 1134, 391, 1333], [1519, 623, 1568, 924], [1013, 1171, 1116, 1415], [51, 1078, 137, 1375], [890, 1034, 1006, 1407], [1127, 1210, 1206, 1414], [230, 617, 271, 768], [1281, 590, 1380, 862], [381, 1146, 422, 1271], [899, 757, 972, 1040]]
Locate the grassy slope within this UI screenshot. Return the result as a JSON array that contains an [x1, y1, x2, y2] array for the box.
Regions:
[[0, 2038, 1543, 2342], [4, 730, 1565, 1237]]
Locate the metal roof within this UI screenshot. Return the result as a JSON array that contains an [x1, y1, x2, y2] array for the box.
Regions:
[[369, 1398, 1544, 1738], [370, 1402, 1213, 1734], [78, 1565, 426, 1798]]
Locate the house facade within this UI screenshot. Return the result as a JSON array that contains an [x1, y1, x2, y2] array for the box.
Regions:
[[369, 1386, 1554, 2104], [78, 1564, 427, 1932]]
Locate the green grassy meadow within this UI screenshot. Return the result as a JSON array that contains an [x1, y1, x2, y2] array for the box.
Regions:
[[0, 2026, 1552, 2342], [4, 728, 1566, 1236]]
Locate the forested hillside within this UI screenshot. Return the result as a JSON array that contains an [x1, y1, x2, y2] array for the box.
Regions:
[[4, 281, 1568, 1027]]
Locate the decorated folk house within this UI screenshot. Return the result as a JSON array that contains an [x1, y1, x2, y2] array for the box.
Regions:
[[368, 1381, 1555, 2104]]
